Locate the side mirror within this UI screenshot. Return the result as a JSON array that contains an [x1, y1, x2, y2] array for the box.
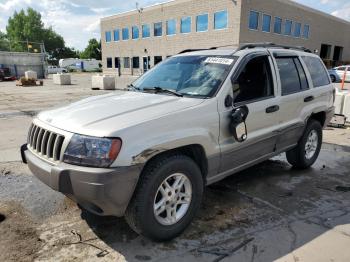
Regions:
[[229, 105, 249, 142]]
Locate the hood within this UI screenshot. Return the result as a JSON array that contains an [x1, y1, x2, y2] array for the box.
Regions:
[[37, 91, 204, 137]]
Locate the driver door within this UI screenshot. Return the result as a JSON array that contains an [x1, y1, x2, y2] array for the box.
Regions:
[[218, 53, 281, 175]]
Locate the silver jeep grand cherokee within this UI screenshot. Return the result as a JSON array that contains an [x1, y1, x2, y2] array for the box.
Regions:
[[22, 43, 335, 241]]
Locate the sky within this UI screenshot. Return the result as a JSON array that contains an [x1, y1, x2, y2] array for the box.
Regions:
[[0, 0, 349, 50]]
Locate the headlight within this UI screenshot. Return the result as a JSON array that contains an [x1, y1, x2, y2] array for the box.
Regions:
[[63, 134, 122, 167]]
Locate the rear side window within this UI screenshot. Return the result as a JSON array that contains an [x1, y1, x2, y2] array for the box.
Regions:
[[276, 57, 308, 95], [302, 56, 330, 87]]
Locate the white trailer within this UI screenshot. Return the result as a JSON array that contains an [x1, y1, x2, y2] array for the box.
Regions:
[[59, 58, 101, 71]]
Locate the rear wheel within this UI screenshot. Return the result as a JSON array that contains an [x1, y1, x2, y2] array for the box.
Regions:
[[286, 120, 322, 169], [125, 154, 203, 241]]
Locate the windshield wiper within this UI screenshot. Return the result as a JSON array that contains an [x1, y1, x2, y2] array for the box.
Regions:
[[143, 87, 183, 97], [127, 83, 140, 90]]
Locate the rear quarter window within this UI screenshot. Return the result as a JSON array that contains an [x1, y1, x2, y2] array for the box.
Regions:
[[302, 56, 330, 87]]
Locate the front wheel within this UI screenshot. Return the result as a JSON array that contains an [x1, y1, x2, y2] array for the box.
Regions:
[[125, 154, 203, 241], [286, 120, 323, 169], [330, 74, 336, 83]]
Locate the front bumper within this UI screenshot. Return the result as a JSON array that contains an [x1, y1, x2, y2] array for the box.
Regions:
[[23, 147, 141, 217]]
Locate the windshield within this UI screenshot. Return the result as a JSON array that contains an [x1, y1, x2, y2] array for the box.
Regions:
[[132, 55, 236, 98]]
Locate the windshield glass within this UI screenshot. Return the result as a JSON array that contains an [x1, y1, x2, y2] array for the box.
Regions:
[[132, 55, 236, 98]]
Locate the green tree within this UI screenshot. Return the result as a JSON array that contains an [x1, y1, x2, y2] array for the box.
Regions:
[[0, 31, 10, 51], [80, 38, 101, 60], [6, 8, 65, 58]]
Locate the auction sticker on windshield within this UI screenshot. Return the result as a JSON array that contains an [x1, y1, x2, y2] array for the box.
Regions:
[[204, 57, 234, 65]]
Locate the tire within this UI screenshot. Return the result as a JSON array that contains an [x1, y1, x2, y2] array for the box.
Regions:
[[330, 75, 336, 83], [286, 119, 323, 169], [125, 154, 203, 241]]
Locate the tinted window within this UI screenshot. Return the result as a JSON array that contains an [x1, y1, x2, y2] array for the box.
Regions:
[[302, 56, 330, 87], [181, 17, 191, 33], [124, 57, 130, 68], [214, 10, 228, 29], [113, 29, 119, 41], [284, 20, 292, 35], [154, 22, 162, 36], [262, 14, 271, 32], [142, 24, 150, 38], [196, 14, 208, 32], [154, 56, 162, 65], [107, 57, 112, 68], [303, 25, 310, 39], [132, 26, 139, 39], [249, 11, 259, 30], [132, 57, 140, 69], [167, 19, 176, 35], [105, 31, 111, 42], [115, 57, 120, 68], [122, 28, 129, 40], [276, 57, 308, 95], [274, 17, 282, 34], [234, 56, 273, 103], [294, 22, 301, 37]]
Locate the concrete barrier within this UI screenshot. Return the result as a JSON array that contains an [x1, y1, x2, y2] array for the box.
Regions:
[[53, 74, 71, 85], [91, 75, 115, 90], [334, 90, 349, 114], [343, 93, 350, 122], [25, 70, 37, 80]]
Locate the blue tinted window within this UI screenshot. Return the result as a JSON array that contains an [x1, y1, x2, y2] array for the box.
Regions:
[[122, 28, 129, 40], [181, 17, 191, 33], [303, 24, 309, 39], [294, 22, 301, 37], [142, 24, 150, 38], [214, 10, 228, 30], [274, 17, 282, 34], [113, 29, 119, 41], [154, 22, 162, 36], [132, 26, 139, 39], [249, 11, 259, 30], [262, 14, 271, 32], [284, 20, 292, 35], [196, 14, 208, 32], [167, 19, 176, 35], [105, 31, 111, 42]]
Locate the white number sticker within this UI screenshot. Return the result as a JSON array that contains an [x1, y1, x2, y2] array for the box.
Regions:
[[204, 57, 234, 65]]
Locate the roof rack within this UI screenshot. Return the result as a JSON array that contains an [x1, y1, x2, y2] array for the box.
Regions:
[[178, 47, 217, 54], [237, 42, 312, 53]]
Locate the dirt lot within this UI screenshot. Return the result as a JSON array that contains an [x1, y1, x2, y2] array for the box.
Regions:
[[0, 75, 350, 262]]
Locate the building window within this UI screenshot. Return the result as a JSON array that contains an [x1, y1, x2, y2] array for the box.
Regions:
[[124, 57, 130, 68], [154, 22, 162, 37], [274, 17, 282, 34], [303, 24, 310, 39], [166, 19, 176, 35], [294, 22, 301, 37], [142, 24, 150, 38], [284, 20, 292, 36], [114, 57, 120, 68], [132, 57, 140, 69], [107, 57, 112, 68], [122, 28, 129, 40], [333, 46, 343, 61], [320, 44, 332, 59], [181, 17, 191, 33], [196, 14, 208, 32], [214, 10, 228, 30], [113, 29, 120, 41], [105, 31, 111, 42], [154, 56, 163, 65], [262, 14, 271, 32], [132, 26, 139, 39], [249, 11, 259, 30]]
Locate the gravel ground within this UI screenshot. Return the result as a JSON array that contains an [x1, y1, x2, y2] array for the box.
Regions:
[[0, 76, 350, 262]]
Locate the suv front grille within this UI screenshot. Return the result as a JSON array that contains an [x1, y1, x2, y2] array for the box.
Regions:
[[27, 123, 65, 162]]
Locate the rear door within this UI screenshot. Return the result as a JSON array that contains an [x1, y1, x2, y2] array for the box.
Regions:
[[218, 52, 281, 175]]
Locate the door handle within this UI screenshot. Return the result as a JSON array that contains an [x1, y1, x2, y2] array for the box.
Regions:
[[304, 96, 314, 102], [266, 105, 279, 113]]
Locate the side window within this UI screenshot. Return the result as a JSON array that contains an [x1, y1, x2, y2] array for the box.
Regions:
[[276, 57, 308, 95], [302, 56, 330, 87], [233, 56, 274, 104]]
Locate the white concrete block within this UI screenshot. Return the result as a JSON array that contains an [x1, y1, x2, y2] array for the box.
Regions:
[[343, 94, 350, 122], [91, 75, 115, 90], [25, 70, 37, 80], [334, 90, 348, 115], [53, 73, 71, 85]]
